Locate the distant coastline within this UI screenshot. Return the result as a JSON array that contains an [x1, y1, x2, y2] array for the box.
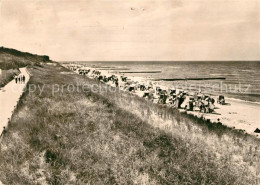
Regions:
[[70, 61, 260, 104]]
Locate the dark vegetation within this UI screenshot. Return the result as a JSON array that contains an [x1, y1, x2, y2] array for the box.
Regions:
[[0, 64, 259, 184], [0, 68, 20, 87], [0, 47, 51, 70]]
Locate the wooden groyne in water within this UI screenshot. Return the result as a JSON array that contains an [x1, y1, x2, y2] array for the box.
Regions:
[[95, 67, 116, 70], [119, 71, 162, 74], [104, 68, 131, 71], [154, 77, 226, 81]]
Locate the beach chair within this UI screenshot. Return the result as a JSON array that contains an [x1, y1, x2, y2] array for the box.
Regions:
[[129, 86, 135, 92], [158, 94, 167, 104], [140, 85, 146, 91], [217, 95, 225, 105], [169, 89, 176, 96], [143, 91, 149, 98]]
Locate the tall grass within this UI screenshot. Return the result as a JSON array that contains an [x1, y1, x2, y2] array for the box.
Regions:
[[0, 64, 259, 184]]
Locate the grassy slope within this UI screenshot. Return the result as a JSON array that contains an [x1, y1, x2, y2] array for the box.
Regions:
[[0, 64, 259, 184], [0, 69, 20, 87]]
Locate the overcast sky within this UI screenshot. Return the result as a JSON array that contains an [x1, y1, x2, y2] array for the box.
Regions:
[[0, 0, 259, 61]]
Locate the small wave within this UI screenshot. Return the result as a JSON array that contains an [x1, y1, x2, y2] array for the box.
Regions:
[[210, 73, 238, 76], [240, 70, 254, 72], [226, 97, 260, 105]]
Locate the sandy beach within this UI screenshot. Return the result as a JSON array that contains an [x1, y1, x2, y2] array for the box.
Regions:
[[185, 98, 260, 136]]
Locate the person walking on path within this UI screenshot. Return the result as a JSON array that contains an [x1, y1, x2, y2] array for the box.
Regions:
[[15, 76, 18, 84], [0, 127, 6, 137]]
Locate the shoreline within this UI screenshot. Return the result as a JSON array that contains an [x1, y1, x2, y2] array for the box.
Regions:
[[63, 64, 260, 137], [226, 97, 260, 106], [114, 68, 260, 105], [83, 62, 260, 104]]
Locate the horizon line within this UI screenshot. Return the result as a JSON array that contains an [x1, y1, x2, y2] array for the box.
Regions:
[[58, 60, 260, 63]]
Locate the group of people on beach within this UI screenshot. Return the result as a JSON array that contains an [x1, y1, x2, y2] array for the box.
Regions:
[[15, 75, 26, 84], [69, 65, 226, 114]]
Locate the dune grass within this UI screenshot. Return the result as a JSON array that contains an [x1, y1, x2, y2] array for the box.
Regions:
[[0, 64, 259, 184]]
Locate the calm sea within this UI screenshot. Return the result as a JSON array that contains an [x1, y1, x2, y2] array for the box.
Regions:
[[75, 61, 260, 103]]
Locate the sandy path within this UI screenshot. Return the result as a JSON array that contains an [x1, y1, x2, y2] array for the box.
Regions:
[[0, 68, 30, 134]]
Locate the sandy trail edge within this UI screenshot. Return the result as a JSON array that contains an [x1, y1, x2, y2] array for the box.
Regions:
[[0, 68, 30, 134]]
